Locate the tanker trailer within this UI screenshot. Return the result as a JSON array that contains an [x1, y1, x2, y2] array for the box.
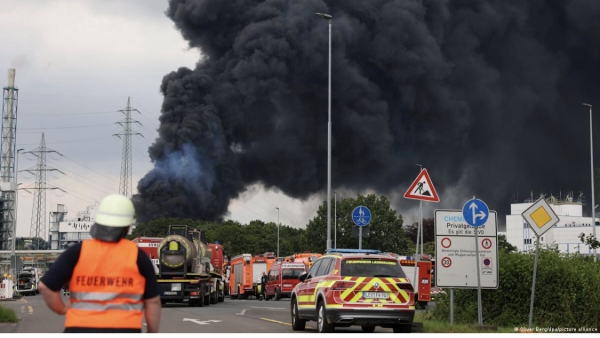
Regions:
[[156, 225, 225, 307], [158, 232, 212, 275]]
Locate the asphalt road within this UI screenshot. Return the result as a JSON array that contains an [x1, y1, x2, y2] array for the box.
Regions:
[[1, 294, 412, 333]]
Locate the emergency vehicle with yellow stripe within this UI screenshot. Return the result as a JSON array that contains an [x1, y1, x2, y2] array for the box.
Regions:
[[290, 249, 415, 333]]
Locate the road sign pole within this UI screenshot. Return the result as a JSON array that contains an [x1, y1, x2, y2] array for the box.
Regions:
[[528, 234, 540, 329], [413, 212, 421, 288], [450, 288, 454, 325], [359, 226, 362, 250], [475, 225, 483, 326], [420, 200, 423, 257]]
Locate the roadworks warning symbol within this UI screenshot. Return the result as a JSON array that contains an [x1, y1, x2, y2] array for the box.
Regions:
[[404, 169, 440, 202], [441, 257, 452, 268]]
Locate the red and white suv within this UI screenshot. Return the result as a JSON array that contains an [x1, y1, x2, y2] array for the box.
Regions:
[[290, 249, 415, 333]]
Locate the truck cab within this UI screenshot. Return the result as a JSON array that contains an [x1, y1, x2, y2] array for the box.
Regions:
[[16, 267, 40, 296]]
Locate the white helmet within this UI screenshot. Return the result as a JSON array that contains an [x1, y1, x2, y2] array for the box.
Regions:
[[95, 194, 135, 227]]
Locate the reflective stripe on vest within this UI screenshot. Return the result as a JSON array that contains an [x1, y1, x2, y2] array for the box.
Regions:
[[70, 292, 143, 302], [71, 302, 144, 311], [65, 239, 146, 329]]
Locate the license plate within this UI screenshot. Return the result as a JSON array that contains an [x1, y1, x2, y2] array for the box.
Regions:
[[363, 292, 389, 299], [163, 291, 177, 295]]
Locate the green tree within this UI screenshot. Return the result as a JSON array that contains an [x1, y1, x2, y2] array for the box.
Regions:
[[304, 194, 410, 253], [498, 234, 517, 253], [128, 217, 199, 239], [404, 218, 435, 243]]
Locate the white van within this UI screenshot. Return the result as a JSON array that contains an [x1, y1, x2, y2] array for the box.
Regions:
[[16, 267, 41, 295]]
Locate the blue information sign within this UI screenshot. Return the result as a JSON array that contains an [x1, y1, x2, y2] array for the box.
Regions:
[[462, 198, 489, 227], [352, 206, 371, 227]]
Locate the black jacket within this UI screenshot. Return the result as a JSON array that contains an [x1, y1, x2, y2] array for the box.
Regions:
[[261, 275, 268, 284]]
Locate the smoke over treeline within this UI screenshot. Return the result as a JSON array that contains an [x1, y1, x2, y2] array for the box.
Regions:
[[133, 0, 600, 222]]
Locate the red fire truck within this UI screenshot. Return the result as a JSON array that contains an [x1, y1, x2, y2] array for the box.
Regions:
[[384, 253, 433, 308]]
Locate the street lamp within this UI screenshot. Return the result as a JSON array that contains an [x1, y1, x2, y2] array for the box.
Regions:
[[583, 103, 597, 262], [276, 207, 280, 257], [11, 148, 24, 276], [316, 12, 333, 251], [333, 190, 337, 249]]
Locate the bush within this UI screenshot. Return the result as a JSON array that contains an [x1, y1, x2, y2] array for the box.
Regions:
[[432, 248, 600, 329], [0, 305, 18, 323]]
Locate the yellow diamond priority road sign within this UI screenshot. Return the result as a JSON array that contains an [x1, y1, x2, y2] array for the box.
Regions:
[[521, 197, 560, 237]]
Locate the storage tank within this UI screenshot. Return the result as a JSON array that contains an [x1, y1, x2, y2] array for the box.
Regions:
[[158, 234, 212, 269]]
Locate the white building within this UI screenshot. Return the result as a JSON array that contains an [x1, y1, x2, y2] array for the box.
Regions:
[[48, 203, 97, 250], [505, 194, 598, 256]]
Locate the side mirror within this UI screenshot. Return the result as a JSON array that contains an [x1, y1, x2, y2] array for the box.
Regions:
[[298, 272, 308, 282]]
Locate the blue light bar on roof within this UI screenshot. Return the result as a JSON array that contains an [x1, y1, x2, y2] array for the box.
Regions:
[[326, 248, 382, 254]]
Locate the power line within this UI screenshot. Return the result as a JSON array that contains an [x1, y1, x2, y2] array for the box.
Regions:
[[20, 110, 118, 117], [20, 123, 116, 130], [61, 154, 119, 184], [17, 136, 114, 147], [47, 160, 117, 196]]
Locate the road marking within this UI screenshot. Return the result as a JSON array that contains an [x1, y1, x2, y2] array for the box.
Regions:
[[21, 298, 27, 303], [248, 306, 286, 310], [259, 317, 316, 331], [183, 318, 222, 326], [28, 306, 33, 314], [259, 318, 291, 326], [236, 309, 247, 316]]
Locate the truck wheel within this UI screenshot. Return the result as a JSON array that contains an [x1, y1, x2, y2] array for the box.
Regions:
[[217, 282, 225, 302], [275, 289, 281, 301], [210, 291, 217, 304], [204, 292, 211, 306], [198, 291, 205, 307]]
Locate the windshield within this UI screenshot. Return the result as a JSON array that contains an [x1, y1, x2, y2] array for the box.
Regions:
[[341, 259, 407, 278], [282, 269, 304, 279]]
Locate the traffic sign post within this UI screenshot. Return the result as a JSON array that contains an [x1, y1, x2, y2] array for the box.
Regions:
[[404, 168, 440, 300], [521, 197, 560, 329], [462, 197, 490, 327], [435, 208, 498, 327], [435, 210, 498, 288], [352, 206, 371, 250]]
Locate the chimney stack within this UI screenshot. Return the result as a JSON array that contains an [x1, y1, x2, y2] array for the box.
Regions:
[[8, 68, 15, 88]]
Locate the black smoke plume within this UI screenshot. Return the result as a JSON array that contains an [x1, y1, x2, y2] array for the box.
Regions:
[[134, 0, 600, 222]]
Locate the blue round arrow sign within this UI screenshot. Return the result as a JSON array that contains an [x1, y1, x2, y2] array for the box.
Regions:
[[352, 206, 371, 227], [462, 199, 489, 227]]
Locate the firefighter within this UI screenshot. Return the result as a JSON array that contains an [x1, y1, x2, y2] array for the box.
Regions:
[[38, 194, 161, 333], [260, 271, 268, 301]]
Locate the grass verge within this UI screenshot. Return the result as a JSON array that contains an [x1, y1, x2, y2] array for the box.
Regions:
[[416, 311, 516, 333], [0, 304, 18, 323]]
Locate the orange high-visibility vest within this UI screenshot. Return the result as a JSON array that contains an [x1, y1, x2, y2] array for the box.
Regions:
[[65, 238, 145, 329]]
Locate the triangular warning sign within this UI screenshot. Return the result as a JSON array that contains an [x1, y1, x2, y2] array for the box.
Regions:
[[403, 168, 440, 202]]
